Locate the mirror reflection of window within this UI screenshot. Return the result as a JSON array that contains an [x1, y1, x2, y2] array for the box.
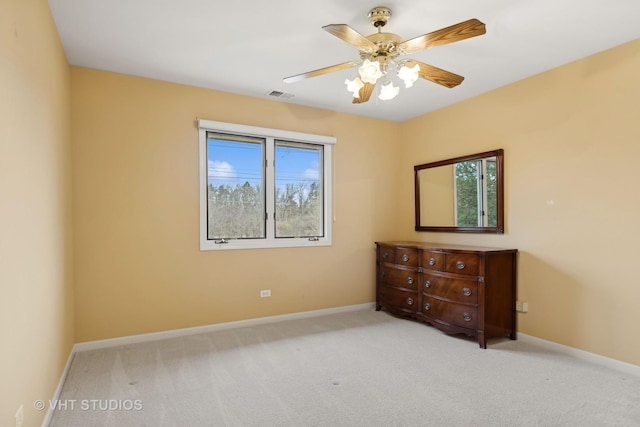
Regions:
[[486, 159, 497, 227], [454, 157, 497, 227]]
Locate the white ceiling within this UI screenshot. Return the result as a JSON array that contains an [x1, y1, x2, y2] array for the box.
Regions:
[[48, 0, 640, 122]]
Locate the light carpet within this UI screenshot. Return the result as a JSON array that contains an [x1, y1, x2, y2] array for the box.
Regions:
[[49, 309, 640, 426]]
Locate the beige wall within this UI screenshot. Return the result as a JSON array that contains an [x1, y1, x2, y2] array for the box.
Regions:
[[0, 1, 73, 426], [70, 67, 402, 342], [399, 39, 640, 365]]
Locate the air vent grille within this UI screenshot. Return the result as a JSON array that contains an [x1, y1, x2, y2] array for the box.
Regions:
[[268, 90, 294, 99]]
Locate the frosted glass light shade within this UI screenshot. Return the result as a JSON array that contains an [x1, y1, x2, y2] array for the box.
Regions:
[[398, 63, 420, 88], [345, 76, 364, 98], [358, 59, 383, 84], [378, 81, 399, 100]]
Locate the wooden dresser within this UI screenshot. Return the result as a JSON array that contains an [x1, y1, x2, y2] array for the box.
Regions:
[[375, 241, 517, 348]]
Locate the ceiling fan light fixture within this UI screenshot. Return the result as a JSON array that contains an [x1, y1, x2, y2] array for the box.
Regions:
[[283, 7, 486, 106], [378, 81, 399, 101], [358, 59, 383, 84], [398, 63, 420, 88], [345, 76, 364, 97]]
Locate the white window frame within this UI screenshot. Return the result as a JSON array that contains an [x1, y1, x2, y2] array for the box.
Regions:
[[198, 119, 335, 251]]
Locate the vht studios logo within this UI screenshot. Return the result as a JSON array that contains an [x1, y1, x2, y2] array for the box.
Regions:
[[35, 399, 143, 411]]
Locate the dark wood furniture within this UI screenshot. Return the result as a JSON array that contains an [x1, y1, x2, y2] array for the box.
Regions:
[[375, 241, 517, 348]]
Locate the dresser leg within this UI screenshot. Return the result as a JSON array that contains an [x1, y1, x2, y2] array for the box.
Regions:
[[375, 304, 382, 311], [478, 333, 487, 349]]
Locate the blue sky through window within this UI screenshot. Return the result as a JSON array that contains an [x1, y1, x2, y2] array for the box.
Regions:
[[275, 143, 320, 189], [207, 138, 320, 188], [207, 139, 262, 186]]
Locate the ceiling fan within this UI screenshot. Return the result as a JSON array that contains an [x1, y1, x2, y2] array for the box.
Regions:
[[283, 7, 486, 103]]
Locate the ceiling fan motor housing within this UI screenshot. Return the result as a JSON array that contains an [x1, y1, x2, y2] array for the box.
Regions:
[[362, 32, 402, 68]]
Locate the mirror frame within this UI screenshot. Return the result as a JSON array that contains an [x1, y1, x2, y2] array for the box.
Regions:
[[414, 149, 504, 234]]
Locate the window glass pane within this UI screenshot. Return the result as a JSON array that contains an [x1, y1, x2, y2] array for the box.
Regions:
[[455, 160, 480, 227], [274, 141, 323, 238], [206, 133, 265, 239]]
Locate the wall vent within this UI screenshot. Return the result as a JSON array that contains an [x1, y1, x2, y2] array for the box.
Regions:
[[268, 90, 294, 99]]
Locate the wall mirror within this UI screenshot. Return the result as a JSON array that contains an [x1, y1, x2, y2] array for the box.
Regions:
[[414, 149, 504, 233]]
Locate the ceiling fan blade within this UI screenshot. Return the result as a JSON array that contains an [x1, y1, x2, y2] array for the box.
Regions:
[[323, 24, 377, 52], [283, 61, 358, 84], [352, 83, 375, 104], [399, 18, 486, 54], [406, 60, 465, 88]]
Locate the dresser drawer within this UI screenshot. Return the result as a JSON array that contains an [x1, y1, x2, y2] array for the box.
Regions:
[[379, 265, 418, 290], [394, 247, 418, 267], [421, 296, 478, 329], [380, 286, 418, 311], [420, 251, 444, 272], [444, 253, 480, 276], [421, 273, 478, 304], [378, 245, 396, 263]]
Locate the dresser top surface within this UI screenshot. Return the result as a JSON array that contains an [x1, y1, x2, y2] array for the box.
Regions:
[[375, 241, 517, 254]]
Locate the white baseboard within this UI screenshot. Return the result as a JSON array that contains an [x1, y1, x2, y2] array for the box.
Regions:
[[73, 303, 375, 352], [41, 350, 75, 427], [518, 333, 640, 377]]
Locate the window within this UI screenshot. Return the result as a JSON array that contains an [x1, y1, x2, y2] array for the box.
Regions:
[[453, 157, 497, 227], [198, 119, 335, 250]]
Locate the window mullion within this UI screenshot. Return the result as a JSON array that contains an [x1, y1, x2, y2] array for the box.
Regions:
[[265, 138, 275, 240]]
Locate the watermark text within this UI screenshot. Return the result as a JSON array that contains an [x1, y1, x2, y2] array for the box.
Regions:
[[34, 399, 143, 411]]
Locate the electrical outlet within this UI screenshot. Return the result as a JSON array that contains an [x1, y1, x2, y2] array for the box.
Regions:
[[515, 301, 522, 312], [522, 302, 529, 313], [260, 290, 271, 298], [15, 404, 24, 427]]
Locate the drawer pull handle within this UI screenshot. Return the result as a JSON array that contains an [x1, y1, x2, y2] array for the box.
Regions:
[[429, 257, 436, 266], [381, 271, 385, 277], [462, 287, 472, 296], [407, 277, 414, 285], [424, 303, 431, 311], [463, 313, 472, 322], [383, 252, 389, 259], [406, 297, 414, 306], [456, 260, 466, 270], [402, 254, 409, 262], [424, 280, 431, 288]]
